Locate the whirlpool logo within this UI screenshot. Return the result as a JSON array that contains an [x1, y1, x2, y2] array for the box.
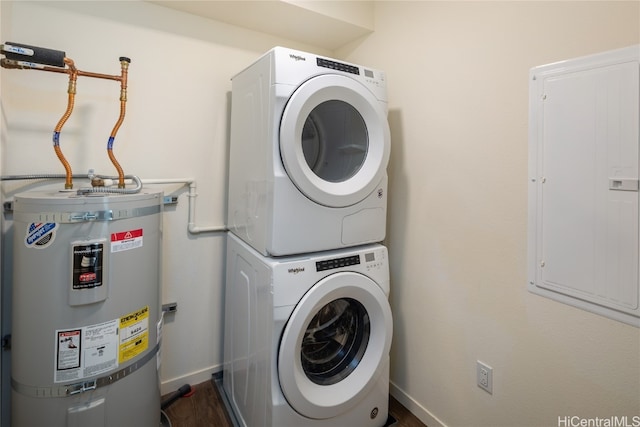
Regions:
[[289, 54, 306, 62], [288, 267, 305, 274]]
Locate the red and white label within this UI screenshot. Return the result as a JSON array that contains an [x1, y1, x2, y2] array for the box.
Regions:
[[111, 228, 143, 253]]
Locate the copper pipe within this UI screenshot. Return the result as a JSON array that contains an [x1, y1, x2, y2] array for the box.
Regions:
[[3, 53, 132, 190], [107, 148, 125, 188], [52, 58, 78, 189], [54, 59, 77, 133], [78, 69, 121, 81], [108, 58, 130, 188], [54, 144, 73, 189], [1, 58, 121, 81], [64, 57, 77, 74]]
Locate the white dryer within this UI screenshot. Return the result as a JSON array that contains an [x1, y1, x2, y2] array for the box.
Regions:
[[228, 47, 391, 256], [223, 232, 393, 427]]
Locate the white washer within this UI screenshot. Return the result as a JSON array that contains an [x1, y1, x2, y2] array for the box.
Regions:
[[223, 233, 393, 427], [228, 47, 391, 256]]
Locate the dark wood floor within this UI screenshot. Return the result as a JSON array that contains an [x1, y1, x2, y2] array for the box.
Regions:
[[161, 378, 427, 427]]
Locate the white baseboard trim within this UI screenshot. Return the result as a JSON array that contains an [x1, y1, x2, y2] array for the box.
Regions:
[[389, 381, 447, 427], [160, 364, 221, 396]]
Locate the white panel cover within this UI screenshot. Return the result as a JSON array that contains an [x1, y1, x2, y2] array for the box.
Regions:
[[528, 45, 640, 326]]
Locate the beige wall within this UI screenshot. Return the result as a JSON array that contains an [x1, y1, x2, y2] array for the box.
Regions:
[[1, 1, 639, 426], [338, 2, 640, 426]]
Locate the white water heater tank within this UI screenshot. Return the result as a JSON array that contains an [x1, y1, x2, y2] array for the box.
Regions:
[[11, 190, 163, 427]]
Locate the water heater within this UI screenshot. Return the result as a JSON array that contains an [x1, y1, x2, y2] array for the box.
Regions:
[[11, 190, 163, 426]]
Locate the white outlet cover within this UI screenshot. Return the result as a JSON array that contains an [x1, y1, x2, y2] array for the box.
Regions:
[[477, 361, 493, 394]]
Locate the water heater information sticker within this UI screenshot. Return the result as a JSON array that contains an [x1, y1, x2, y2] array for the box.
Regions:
[[119, 306, 149, 364], [54, 319, 118, 383], [111, 228, 143, 253], [71, 243, 104, 290]]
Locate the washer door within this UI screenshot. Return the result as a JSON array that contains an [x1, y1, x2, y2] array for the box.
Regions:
[[280, 74, 391, 208], [278, 272, 392, 419]]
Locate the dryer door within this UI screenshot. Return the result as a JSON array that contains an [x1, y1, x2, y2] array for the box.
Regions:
[[278, 272, 392, 420], [280, 74, 391, 208]]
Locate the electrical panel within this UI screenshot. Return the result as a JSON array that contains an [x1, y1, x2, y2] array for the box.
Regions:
[[528, 45, 640, 327]]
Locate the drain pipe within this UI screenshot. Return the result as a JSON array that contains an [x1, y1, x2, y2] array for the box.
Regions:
[[141, 178, 227, 234]]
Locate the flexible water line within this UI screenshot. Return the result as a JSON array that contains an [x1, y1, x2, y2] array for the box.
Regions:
[[107, 57, 130, 188], [53, 57, 78, 189]]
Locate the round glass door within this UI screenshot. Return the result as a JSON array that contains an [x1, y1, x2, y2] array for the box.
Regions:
[[278, 272, 392, 419], [301, 298, 370, 386], [301, 101, 368, 184], [280, 74, 390, 208]]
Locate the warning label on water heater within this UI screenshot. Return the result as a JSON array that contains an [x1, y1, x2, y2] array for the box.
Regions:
[[110, 228, 143, 253], [54, 319, 118, 383]]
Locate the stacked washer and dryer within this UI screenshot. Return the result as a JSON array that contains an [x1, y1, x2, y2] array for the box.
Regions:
[[223, 47, 393, 427]]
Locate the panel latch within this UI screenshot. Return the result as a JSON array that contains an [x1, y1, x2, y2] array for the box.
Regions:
[[609, 178, 639, 191]]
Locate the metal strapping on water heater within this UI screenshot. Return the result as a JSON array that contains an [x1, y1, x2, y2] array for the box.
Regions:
[[11, 343, 160, 398], [13, 204, 161, 224]]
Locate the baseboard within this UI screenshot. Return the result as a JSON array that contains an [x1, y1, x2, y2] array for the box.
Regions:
[[160, 364, 221, 395], [389, 381, 447, 427]]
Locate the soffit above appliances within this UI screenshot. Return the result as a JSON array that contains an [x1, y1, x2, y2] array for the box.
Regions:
[[148, 1, 374, 50]]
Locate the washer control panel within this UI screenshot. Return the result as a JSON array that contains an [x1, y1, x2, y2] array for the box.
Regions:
[[316, 255, 360, 272], [315, 248, 386, 272], [364, 250, 386, 271]]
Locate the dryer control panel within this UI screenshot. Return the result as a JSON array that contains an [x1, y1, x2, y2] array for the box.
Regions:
[[317, 57, 360, 75]]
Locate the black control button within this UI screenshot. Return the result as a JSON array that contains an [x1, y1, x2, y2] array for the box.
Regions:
[[317, 58, 360, 75], [316, 255, 361, 271]]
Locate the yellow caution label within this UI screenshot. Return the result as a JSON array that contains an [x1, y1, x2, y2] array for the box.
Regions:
[[119, 306, 149, 364]]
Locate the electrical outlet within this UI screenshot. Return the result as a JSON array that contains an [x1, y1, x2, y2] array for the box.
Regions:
[[477, 360, 493, 394]]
